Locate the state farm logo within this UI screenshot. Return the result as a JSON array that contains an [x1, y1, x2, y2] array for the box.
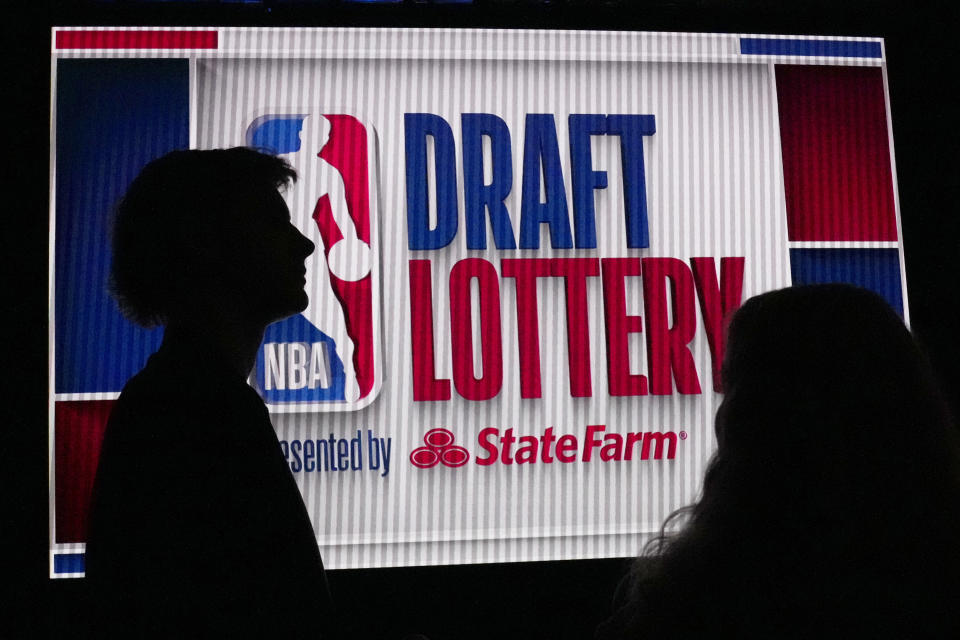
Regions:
[[409, 424, 684, 470], [410, 428, 470, 468]]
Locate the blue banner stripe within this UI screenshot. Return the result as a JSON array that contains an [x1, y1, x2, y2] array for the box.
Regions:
[[740, 38, 882, 59], [53, 553, 86, 574], [789, 248, 903, 316], [55, 59, 188, 394]]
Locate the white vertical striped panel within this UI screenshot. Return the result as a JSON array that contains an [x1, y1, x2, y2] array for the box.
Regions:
[[194, 33, 792, 569]]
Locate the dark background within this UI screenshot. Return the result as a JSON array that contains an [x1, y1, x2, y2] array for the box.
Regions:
[[8, 1, 958, 637]]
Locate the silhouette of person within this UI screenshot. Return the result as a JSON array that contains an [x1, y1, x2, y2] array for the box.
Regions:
[[85, 148, 333, 637], [597, 284, 960, 639], [280, 114, 372, 403]]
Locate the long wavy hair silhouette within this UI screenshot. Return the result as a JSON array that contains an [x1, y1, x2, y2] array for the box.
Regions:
[[606, 284, 960, 638]]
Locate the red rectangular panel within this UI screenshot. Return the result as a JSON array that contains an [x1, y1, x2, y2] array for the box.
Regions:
[[776, 65, 897, 241], [56, 30, 218, 50], [54, 400, 115, 543]]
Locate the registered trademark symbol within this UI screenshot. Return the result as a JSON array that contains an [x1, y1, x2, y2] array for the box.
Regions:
[[679, 431, 688, 440]]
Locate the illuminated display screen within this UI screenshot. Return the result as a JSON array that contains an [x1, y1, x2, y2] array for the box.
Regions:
[[49, 27, 907, 577]]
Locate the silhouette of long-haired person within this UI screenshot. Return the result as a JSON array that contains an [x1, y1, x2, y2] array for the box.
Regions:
[[597, 284, 960, 639], [85, 148, 333, 637]]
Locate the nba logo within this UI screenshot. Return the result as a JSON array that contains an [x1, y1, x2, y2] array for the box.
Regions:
[[245, 113, 382, 411]]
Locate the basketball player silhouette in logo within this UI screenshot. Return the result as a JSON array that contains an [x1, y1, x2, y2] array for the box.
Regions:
[[280, 114, 374, 403]]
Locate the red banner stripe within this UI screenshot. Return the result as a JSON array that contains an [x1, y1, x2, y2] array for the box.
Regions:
[[55, 400, 116, 543], [56, 30, 218, 50], [776, 65, 897, 241]]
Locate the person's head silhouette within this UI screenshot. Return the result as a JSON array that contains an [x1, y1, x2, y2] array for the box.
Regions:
[[296, 114, 332, 158], [602, 284, 960, 638], [110, 148, 315, 332], [109, 148, 315, 377]]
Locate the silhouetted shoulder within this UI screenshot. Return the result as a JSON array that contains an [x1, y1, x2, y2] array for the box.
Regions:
[[94, 345, 240, 485], [87, 336, 330, 637]]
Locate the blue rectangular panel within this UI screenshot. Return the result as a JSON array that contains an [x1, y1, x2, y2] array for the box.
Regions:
[[740, 38, 882, 59], [789, 248, 904, 315], [55, 59, 189, 394], [53, 553, 86, 574]]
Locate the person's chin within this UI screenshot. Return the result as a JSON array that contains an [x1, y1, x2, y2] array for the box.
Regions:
[[293, 290, 310, 314], [284, 289, 310, 316], [263, 290, 309, 324]]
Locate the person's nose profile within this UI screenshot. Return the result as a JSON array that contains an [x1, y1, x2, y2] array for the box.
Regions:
[[296, 226, 315, 258]]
